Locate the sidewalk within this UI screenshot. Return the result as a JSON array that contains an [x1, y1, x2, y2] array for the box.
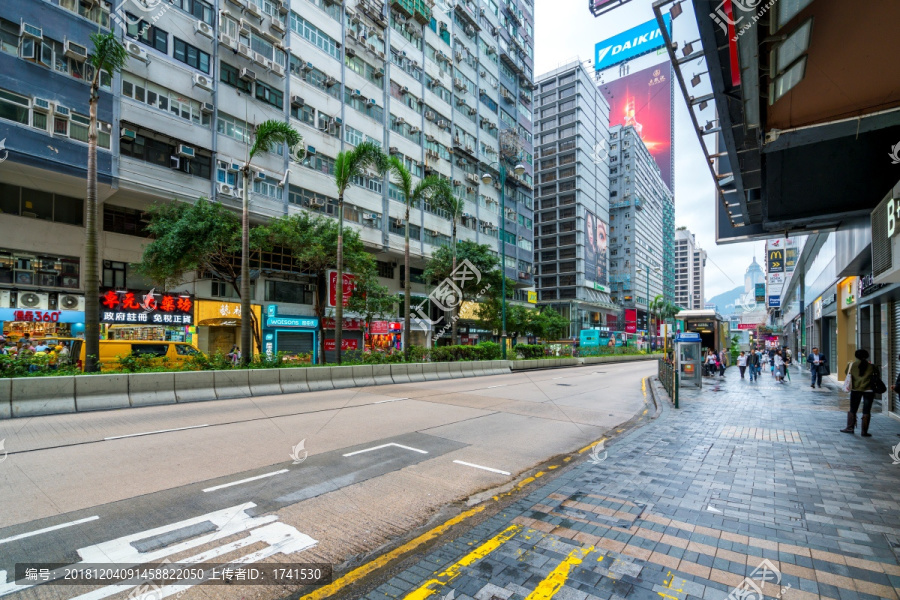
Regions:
[[355, 364, 900, 600]]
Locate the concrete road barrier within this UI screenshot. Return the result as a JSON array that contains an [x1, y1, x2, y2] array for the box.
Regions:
[[249, 369, 282, 397], [351, 365, 375, 387], [279, 368, 309, 394], [390, 363, 411, 384], [174, 371, 217, 403], [474, 361, 491, 376], [447, 361, 464, 378], [421, 362, 439, 381], [11, 376, 76, 417], [406, 362, 425, 383], [306, 367, 334, 392], [0, 379, 11, 419], [75, 374, 130, 412], [372, 364, 393, 385], [493, 360, 511, 375], [457, 361, 476, 377], [434, 362, 452, 380], [130, 372, 177, 406], [214, 369, 251, 399], [330, 366, 356, 389]]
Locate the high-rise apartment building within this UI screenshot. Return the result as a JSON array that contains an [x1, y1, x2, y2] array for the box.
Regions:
[[0, 0, 535, 358], [674, 227, 706, 310], [607, 124, 673, 330], [532, 60, 617, 335]]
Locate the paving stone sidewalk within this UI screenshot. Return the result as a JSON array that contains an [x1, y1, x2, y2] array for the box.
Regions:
[[361, 363, 900, 600]]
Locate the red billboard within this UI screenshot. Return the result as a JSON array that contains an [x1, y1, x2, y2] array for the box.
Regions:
[[327, 271, 356, 308], [625, 308, 637, 334], [600, 62, 673, 191]]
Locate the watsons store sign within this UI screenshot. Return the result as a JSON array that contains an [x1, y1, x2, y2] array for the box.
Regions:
[[594, 14, 672, 71]]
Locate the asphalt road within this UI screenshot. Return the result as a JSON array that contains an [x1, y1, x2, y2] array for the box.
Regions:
[[0, 360, 655, 600]]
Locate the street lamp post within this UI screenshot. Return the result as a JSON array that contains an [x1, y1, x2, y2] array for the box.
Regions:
[[482, 161, 526, 359]]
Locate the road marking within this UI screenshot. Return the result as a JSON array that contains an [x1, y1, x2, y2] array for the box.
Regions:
[[524, 545, 593, 599], [577, 437, 607, 455], [374, 398, 407, 404], [104, 424, 209, 441], [403, 524, 522, 599], [484, 384, 505, 388], [453, 460, 510, 476], [343, 443, 428, 457], [551, 376, 565, 380], [0, 516, 99, 546], [298, 506, 485, 600], [202, 469, 289, 493]]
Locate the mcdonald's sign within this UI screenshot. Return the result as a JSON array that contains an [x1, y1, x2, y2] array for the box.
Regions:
[[767, 249, 785, 273]]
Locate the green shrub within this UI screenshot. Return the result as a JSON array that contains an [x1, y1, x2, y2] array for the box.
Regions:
[[474, 341, 501, 360], [514, 344, 545, 359]]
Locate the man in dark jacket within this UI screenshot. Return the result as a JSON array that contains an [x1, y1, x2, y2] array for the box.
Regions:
[[807, 347, 827, 388], [748, 347, 760, 382]]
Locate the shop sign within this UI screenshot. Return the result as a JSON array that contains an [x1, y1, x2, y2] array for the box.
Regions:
[[768, 296, 781, 308], [737, 324, 757, 330], [0, 308, 86, 323], [100, 289, 193, 325], [266, 315, 318, 328], [822, 293, 836, 307], [767, 248, 785, 273], [584, 280, 611, 293], [325, 339, 359, 351], [370, 321, 402, 334], [841, 277, 857, 308], [527, 290, 537, 304], [859, 273, 888, 298], [754, 283, 766, 302], [813, 297, 823, 319], [327, 271, 356, 308], [323, 317, 364, 330]]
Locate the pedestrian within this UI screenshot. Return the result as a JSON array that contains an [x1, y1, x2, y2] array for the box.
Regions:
[[718, 348, 727, 377], [703, 349, 715, 376], [841, 349, 876, 437], [892, 353, 900, 438], [737, 351, 747, 379], [807, 346, 827, 388], [774, 350, 785, 382], [748, 347, 759, 381], [17, 332, 31, 350], [227, 345, 241, 366]]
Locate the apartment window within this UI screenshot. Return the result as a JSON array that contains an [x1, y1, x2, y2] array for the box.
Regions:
[[217, 113, 251, 144], [60, 0, 110, 27], [0, 183, 83, 226], [255, 81, 283, 109], [170, 0, 215, 24], [253, 179, 283, 200], [266, 280, 313, 304], [103, 261, 127, 288], [289, 12, 340, 60], [0, 249, 81, 288], [220, 62, 253, 93], [122, 74, 210, 127], [0, 89, 29, 125], [120, 130, 211, 179], [173, 38, 210, 73], [376, 261, 394, 279], [126, 15, 168, 53]]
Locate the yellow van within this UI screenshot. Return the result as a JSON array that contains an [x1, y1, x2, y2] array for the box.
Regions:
[[20, 338, 202, 371]]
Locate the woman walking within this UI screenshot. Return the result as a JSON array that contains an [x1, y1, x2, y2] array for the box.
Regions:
[[737, 351, 748, 379], [841, 349, 876, 437], [705, 350, 717, 377], [773, 350, 785, 383]]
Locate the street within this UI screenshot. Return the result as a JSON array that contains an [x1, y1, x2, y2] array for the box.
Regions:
[[0, 360, 655, 600]]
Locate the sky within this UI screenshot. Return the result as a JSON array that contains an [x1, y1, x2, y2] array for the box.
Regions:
[[533, 0, 765, 299]]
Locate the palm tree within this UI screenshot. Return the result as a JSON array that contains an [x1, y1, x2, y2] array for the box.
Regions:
[[332, 142, 388, 364], [649, 294, 666, 350], [84, 32, 128, 372], [240, 121, 301, 365], [387, 157, 445, 360], [431, 178, 464, 345]]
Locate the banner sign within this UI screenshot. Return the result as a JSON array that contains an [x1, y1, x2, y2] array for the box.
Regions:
[[767, 248, 785, 273], [100, 289, 193, 325], [327, 271, 357, 308], [325, 339, 359, 351], [754, 283, 766, 302], [594, 15, 672, 71], [1, 309, 84, 323], [768, 295, 781, 308]]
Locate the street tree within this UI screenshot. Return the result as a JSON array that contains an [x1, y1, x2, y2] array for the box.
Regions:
[[431, 178, 464, 344], [332, 142, 388, 364], [239, 121, 300, 365], [137, 197, 265, 352], [84, 32, 128, 372], [386, 157, 445, 359]]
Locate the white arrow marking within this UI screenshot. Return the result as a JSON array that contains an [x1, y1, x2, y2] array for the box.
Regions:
[[342, 442, 428, 457]]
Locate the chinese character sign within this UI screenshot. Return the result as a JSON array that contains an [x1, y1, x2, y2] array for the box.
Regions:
[[100, 289, 193, 325], [327, 271, 357, 308]]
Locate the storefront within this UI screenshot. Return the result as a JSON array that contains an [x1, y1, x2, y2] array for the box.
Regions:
[[263, 305, 318, 363], [323, 317, 365, 363], [100, 289, 195, 345], [0, 307, 86, 340], [367, 320, 403, 352], [194, 299, 262, 355]]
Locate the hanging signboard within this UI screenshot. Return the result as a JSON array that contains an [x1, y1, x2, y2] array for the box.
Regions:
[[100, 289, 193, 325]]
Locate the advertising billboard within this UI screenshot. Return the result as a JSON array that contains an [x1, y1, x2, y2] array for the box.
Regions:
[[600, 62, 673, 190], [584, 210, 609, 288], [754, 283, 766, 302], [589, 0, 635, 18], [594, 15, 672, 71], [767, 248, 785, 273]]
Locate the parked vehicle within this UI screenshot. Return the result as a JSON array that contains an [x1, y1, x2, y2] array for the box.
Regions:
[[26, 339, 203, 371]]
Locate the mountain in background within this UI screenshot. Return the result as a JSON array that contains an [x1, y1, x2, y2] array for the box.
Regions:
[[705, 286, 744, 314]]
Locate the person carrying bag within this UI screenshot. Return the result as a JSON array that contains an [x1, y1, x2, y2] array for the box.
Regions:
[[840, 349, 879, 437]]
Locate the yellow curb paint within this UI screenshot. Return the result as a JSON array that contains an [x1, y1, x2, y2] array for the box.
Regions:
[[297, 506, 485, 600], [402, 524, 523, 599], [578, 437, 608, 454], [524, 545, 594, 600]]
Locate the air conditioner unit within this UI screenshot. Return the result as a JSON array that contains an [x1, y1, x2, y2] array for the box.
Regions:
[[219, 32, 236, 48], [217, 182, 234, 196], [290, 95, 305, 107], [32, 97, 51, 113], [201, 102, 214, 114], [452, 179, 462, 186], [270, 62, 284, 76], [193, 73, 213, 91], [21, 23, 42, 39], [121, 128, 136, 140], [64, 40, 88, 60], [195, 20, 214, 37], [409, 126, 420, 133], [244, 1, 262, 17], [425, 111, 435, 121], [389, 146, 399, 154], [240, 68, 257, 80], [325, 76, 337, 87], [345, 47, 356, 57], [362, 213, 377, 220], [0, 290, 13, 309], [465, 25, 474, 35], [54, 105, 71, 117], [368, 98, 376, 105], [310, 198, 325, 207], [401, 86, 409, 94], [238, 44, 253, 59], [270, 18, 286, 34], [58, 294, 85, 311], [437, 119, 449, 128], [254, 170, 267, 180], [177, 144, 195, 158], [253, 51, 268, 66], [302, 61, 314, 72], [18, 292, 49, 310], [352, 89, 363, 98], [125, 41, 149, 62], [395, 117, 406, 125], [374, 67, 384, 78]]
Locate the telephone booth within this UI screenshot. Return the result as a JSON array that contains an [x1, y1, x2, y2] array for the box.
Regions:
[[676, 332, 703, 388]]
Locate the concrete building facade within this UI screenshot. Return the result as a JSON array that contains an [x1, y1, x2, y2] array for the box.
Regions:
[[0, 0, 536, 357], [674, 227, 706, 310], [532, 60, 616, 335]]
